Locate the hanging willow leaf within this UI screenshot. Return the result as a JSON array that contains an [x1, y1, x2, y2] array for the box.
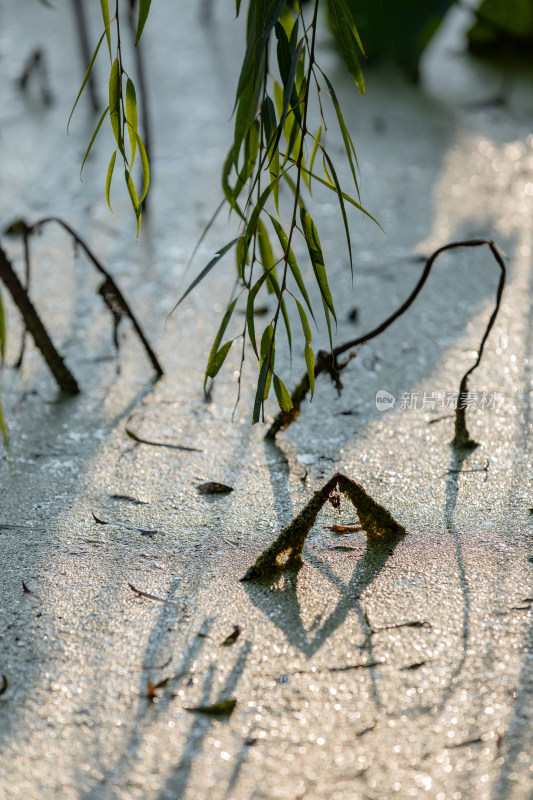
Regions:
[[247, 271, 271, 358], [300, 207, 336, 320], [105, 150, 117, 214], [125, 169, 141, 236], [273, 374, 293, 411], [322, 150, 352, 275], [80, 105, 109, 177], [171, 238, 241, 314], [109, 58, 124, 156], [100, 0, 112, 58], [205, 298, 238, 389], [328, 0, 365, 94], [294, 163, 381, 228], [319, 70, 359, 199], [126, 79, 138, 167], [269, 215, 315, 322], [135, 132, 150, 202], [296, 296, 315, 397], [253, 324, 275, 424], [68, 30, 106, 132], [135, 0, 152, 45]]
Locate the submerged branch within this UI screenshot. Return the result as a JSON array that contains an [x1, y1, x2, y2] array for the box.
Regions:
[[241, 472, 405, 581], [266, 239, 506, 446]]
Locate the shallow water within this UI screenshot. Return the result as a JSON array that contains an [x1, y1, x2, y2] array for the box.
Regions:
[[0, 3, 532, 799]]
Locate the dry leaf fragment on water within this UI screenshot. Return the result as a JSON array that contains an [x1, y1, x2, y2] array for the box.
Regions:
[[330, 524, 363, 534], [197, 482, 234, 495], [146, 677, 170, 701], [127, 583, 175, 605], [185, 698, 236, 717], [126, 428, 203, 453], [109, 494, 149, 505], [221, 625, 241, 646], [22, 580, 42, 603], [92, 513, 160, 537]]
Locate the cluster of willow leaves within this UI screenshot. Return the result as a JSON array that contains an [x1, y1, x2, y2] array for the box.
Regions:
[[72, 0, 372, 425]]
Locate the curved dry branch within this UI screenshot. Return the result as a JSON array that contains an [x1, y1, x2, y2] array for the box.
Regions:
[[240, 472, 406, 581], [266, 239, 506, 446]]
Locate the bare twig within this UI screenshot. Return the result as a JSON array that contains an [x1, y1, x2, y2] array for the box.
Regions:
[[266, 240, 506, 444], [0, 246, 79, 393]]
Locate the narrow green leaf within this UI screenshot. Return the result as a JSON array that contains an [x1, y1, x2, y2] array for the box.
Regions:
[[308, 122, 322, 190], [322, 151, 352, 276], [253, 352, 270, 424], [170, 238, 241, 314], [205, 298, 238, 390], [295, 163, 381, 228], [80, 105, 109, 177], [333, 0, 366, 56], [100, 0, 112, 58], [295, 297, 312, 343], [126, 79, 138, 167], [125, 169, 141, 236], [236, 0, 242, 15], [319, 70, 359, 199], [273, 375, 293, 412], [300, 207, 336, 320], [278, 38, 304, 152], [328, 0, 365, 94], [109, 58, 123, 154], [257, 219, 275, 280], [67, 30, 106, 132], [321, 295, 334, 350], [135, 132, 150, 202], [135, 0, 152, 45], [205, 341, 233, 385], [0, 392, 8, 448], [305, 343, 315, 398], [105, 150, 117, 214], [269, 215, 315, 321], [253, 323, 275, 422], [246, 271, 270, 358]]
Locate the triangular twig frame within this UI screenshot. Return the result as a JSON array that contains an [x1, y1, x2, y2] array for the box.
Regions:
[[241, 473, 406, 581]]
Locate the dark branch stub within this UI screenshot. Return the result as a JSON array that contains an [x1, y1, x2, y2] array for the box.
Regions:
[[240, 473, 406, 581], [266, 239, 507, 450]]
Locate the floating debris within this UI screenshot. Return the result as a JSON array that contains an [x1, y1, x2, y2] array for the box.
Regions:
[[92, 513, 161, 537], [197, 482, 234, 495], [330, 524, 363, 534], [221, 625, 241, 646], [185, 698, 236, 717], [109, 494, 149, 505], [22, 580, 42, 603], [0, 675, 7, 696], [127, 583, 177, 605]]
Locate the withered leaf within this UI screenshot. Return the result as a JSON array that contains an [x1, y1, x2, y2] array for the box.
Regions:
[[22, 580, 42, 603], [330, 524, 363, 534], [185, 698, 236, 717], [197, 482, 234, 495], [221, 625, 241, 646]]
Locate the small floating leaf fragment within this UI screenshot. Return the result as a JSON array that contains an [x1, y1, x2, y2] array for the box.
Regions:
[[22, 580, 42, 603], [185, 698, 236, 717], [109, 494, 149, 505], [221, 625, 241, 646], [128, 583, 173, 605], [126, 428, 203, 452], [0, 675, 7, 696], [197, 482, 234, 495], [92, 513, 160, 537], [330, 524, 362, 534]]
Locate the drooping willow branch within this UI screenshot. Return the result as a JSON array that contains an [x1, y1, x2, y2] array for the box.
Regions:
[[266, 239, 506, 448], [241, 472, 405, 581], [2, 217, 163, 391], [174, 0, 371, 423]]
